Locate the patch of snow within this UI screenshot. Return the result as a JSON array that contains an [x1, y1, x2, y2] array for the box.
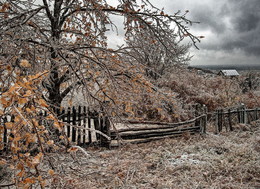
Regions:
[[169, 154, 203, 166]]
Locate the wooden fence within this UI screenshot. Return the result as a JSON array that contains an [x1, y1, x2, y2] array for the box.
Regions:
[[2, 104, 258, 149], [1, 106, 208, 149], [215, 106, 260, 133], [55, 106, 110, 147], [0, 106, 111, 152], [110, 115, 207, 147]]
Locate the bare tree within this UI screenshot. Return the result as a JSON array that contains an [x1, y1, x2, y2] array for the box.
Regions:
[[0, 0, 199, 111], [125, 21, 192, 80]]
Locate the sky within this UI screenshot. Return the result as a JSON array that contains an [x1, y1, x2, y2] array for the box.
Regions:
[[108, 0, 260, 67]]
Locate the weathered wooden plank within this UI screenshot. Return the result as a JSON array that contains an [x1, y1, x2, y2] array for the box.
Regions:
[[87, 108, 92, 143], [112, 122, 195, 133], [111, 131, 199, 146], [111, 126, 200, 140], [228, 109, 233, 131], [72, 107, 76, 142], [200, 115, 207, 133], [111, 125, 200, 136], [82, 106, 87, 144], [77, 106, 82, 145], [121, 115, 205, 126], [95, 112, 101, 142], [66, 107, 71, 138]]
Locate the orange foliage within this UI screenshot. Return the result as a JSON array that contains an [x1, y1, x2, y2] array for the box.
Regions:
[[0, 66, 68, 187]]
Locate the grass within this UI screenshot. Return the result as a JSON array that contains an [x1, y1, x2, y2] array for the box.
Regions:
[[43, 121, 260, 189], [1, 121, 259, 188]]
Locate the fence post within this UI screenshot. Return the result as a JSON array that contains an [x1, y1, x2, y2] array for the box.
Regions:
[[100, 116, 111, 148], [215, 110, 219, 134], [218, 109, 223, 133], [93, 111, 100, 144], [66, 107, 71, 139], [246, 109, 251, 124], [195, 104, 200, 126], [237, 108, 241, 123], [228, 109, 233, 131], [200, 115, 206, 134], [72, 107, 77, 142], [255, 108, 258, 120], [221, 109, 225, 132], [87, 108, 92, 144], [60, 109, 65, 122], [202, 105, 207, 133], [242, 105, 247, 124]]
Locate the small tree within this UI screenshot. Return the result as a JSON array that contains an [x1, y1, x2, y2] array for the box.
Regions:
[[125, 20, 192, 79]]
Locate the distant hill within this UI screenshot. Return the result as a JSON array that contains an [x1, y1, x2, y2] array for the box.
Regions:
[[191, 64, 260, 71], [187, 66, 215, 74]]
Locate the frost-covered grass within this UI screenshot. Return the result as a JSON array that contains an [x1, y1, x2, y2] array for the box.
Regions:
[[35, 120, 260, 189]]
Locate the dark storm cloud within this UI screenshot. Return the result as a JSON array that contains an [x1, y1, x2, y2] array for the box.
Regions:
[[192, 5, 227, 33], [221, 27, 260, 56], [162, 0, 260, 65], [189, 0, 260, 57], [110, 0, 260, 65], [246, 45, 260, 56], [217, 0, 260, 56], [231, 0, 260, 33], [235, 13, 260, 32], [222, 40, 248, 50]]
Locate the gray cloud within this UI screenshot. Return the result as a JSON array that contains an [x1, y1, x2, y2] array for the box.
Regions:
[[187, 0, 260, 58], [222, 40, 248, 51], [230, 0, 260, 33], [192, 6, 227, 33], [246, 45, 260, 56], [108, 0, 260, 65], [235, 13, 260, 32]]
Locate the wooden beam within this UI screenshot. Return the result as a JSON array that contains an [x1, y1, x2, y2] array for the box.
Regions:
[[111, 127, 200, 140]]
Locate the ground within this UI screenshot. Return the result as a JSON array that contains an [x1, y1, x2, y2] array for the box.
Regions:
[[47, 121, 260, 189], [1, 121, 260, 188]]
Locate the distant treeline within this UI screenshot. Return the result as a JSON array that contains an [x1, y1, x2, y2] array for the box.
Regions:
[[191, 64, 260, 71]]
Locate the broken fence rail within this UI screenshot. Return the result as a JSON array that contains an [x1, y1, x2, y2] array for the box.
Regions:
[[110, 115, 207, 146]]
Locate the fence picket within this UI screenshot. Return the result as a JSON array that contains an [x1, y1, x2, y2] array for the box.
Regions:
[[228, 109, 233, 131], [77, 106, 82, 145], [72, 107, 76, 142], [237, 108, 241, 123], [87, 107, 92, 143], [67, 107, 71, 138], [83, 106, 87, 144]]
